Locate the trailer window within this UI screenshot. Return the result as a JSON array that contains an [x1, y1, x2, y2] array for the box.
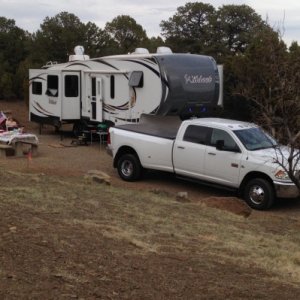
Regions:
[[183, 125, 212, 145], [65, 75, 79, 97], [110, 75, 115, 99], [32, 82, 42, 95], [46, 75, 58, 97], [129, 71, 143, 87]]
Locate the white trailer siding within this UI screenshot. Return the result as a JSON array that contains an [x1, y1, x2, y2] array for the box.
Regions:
[[29, 51, 220, 130]]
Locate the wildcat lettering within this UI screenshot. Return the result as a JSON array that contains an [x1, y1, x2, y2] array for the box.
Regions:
[[184, 74, 212, 84]]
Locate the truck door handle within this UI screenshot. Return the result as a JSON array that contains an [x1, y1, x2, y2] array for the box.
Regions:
[[177, 146, 185, 149], [208, 152, 216, 156]]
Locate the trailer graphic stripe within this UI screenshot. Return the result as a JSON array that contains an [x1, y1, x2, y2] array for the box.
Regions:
[[93, 60, 122, 72], [29, 76, 47, 82], [123, 59, 169, 88], [33, 101, 55, 116], [104, 102, 130, 111], [66, 62, 92, 69]]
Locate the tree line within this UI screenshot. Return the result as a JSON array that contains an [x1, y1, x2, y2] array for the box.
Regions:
[[0, 3, 299, 141]]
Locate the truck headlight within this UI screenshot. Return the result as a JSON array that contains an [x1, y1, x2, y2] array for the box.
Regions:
[[275, 170, 290, 180]]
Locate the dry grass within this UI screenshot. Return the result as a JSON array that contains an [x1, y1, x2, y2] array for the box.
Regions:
[[1, 169, 300, 288], [2, 100, 300, 298]]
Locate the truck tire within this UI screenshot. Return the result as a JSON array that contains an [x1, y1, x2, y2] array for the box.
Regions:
[[117, 154, 142, 181], [243, 178, 274, 210]]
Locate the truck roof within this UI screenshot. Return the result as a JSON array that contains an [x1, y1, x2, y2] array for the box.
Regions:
[[186, 118, 257, 131]]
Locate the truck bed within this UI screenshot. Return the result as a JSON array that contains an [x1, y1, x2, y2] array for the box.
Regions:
[[114, 114, 182, 140]]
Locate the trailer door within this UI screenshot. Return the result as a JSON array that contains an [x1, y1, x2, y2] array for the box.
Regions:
[[90, 77, 103, 122], [62, 71, 81, 120]]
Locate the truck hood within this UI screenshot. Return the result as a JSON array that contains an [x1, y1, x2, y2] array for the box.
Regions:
[[249, 146, 298, 167]]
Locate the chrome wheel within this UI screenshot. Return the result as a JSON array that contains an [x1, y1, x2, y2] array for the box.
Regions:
[[117, 154, 142, 181], [244, 178, 274, 210], [249, 185, 265, 205], [121, 159, 133, 177]]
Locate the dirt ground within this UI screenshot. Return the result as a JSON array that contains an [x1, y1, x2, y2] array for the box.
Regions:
[[0, 100, 236, 206], [1, 100, 300, 299], [2, 100, 300, 217]]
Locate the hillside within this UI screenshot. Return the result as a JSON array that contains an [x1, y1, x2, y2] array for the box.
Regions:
[[0, 100, 300, 298]]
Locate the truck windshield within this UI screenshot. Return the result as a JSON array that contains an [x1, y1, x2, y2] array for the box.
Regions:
[[233, 127, 278, 151]]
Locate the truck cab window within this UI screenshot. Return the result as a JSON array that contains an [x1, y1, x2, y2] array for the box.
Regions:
[[183, 125, 212, 144], [211, 128, 239, 151], [46, 75, 58, 97], [65, 75, 78, 97]]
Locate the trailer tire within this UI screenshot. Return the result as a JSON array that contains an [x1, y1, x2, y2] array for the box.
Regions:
[[117, 154, 142, 182], [243, 178, 274, 210]]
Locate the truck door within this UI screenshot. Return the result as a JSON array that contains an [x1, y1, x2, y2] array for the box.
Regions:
[[61, 71, 81, 120], [173, 125, 212, 180], [90, 77, 103, 122], [204, 128, 243, 187]]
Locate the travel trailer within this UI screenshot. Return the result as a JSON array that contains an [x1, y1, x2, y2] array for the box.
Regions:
[[29, 46, 222, 134]]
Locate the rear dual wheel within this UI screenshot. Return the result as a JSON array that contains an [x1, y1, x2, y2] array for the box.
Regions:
[[117, 154, 142, 181]]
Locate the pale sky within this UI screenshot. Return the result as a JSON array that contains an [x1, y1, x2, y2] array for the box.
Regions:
[[1, 0, 299, 46]]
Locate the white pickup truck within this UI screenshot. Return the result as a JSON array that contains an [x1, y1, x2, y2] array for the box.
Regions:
[[107, 115, 299, 210]]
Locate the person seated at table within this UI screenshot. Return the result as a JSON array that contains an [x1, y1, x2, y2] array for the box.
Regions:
[[6, 116, 19, 131]]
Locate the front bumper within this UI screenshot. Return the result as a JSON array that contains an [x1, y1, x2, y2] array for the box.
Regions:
[[274, 180, 300, 198]]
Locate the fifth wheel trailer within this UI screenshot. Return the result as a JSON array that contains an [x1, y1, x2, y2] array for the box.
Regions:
[[29, 46, 222, 133]]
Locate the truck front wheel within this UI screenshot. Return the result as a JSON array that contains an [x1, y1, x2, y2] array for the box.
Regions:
[[243, 178, 274, 210], [117, 154, 142, 181]]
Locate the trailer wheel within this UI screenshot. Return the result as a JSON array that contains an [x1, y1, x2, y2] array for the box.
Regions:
[[117, 154, 142, 181], [243, 178, 274, 210]]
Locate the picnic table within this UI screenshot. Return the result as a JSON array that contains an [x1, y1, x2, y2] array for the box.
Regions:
[[0, 130, 39, 157]]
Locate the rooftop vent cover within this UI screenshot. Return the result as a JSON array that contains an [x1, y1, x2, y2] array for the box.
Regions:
[[133, 48, 150, 54], [156, 47, 173, 54]]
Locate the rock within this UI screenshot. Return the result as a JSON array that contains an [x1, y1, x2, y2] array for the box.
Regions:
[[176, 191, 190, 203], [9, 226, 17, 233], [84, 170, 111, 185]]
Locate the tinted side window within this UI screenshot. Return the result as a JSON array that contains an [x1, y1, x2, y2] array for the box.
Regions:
[[65, 75, 78, 97], [129, 71, 143, 87], [183, 125, 212, 145], [32, 82, 42, 95], [47, 75, 59, 97], [110, 75, 115, 99], [210, 128, 239, 151]]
